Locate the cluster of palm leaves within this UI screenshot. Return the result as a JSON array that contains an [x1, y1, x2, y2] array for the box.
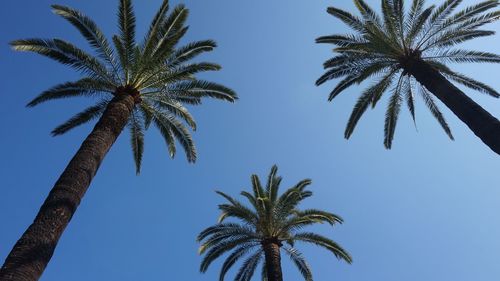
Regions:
[[198, 166, 352, 281], [12, 0, 237, 172], [2, 0, 500, 281], [317, 0, 500, 149]]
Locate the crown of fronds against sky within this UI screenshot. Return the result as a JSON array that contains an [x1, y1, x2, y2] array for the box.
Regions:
[[10, 0, 237, 173], [198, 165, 352, 281], [317, 0, 500, 148]]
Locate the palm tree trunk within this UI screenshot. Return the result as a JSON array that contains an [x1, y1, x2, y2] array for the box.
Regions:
[[407, 60, 500, 155], [262, 240, 283, 281], [0, 93, 135, 281]]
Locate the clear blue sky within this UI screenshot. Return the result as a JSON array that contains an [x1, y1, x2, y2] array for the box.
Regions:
[[1, 0, 500, 280]]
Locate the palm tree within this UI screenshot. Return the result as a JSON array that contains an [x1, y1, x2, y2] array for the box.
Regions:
[[0, 1, 236, 280], [198, 165, 352, 281], [316, 0, 500, 154]]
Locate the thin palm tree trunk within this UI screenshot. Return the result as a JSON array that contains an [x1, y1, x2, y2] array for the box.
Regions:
[[0, 93, 135, 281], [262, 240, 283, 281], [408, 60, 500, 155]]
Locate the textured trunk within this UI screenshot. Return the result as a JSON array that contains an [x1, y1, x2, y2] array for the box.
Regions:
[[407, 60, 500, 155], [0, 93, 135, 281], [262, 240, 283, 281]]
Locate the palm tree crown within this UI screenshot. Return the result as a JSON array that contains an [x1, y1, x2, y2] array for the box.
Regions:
[[11, 0, 237, 173], [316, 0, 500, 148], [198, 165, 352, 281]]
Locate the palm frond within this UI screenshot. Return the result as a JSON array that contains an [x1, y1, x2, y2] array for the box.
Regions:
[[234, 250, 262, 281], [219, 244, 258, 281], [283, 247, 313, 281], [51, 5, 121, 82], [27, 79, 113, 107], [129, 110, 144, 174], [384, 75, 404, 149], [118, 0, 136, 82], [11, 39, 112, 81], [51, 100, 108, 136], [419, 85, 454, 139], [293, 232, 353, 263]]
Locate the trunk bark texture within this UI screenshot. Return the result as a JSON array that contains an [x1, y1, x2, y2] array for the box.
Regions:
[[407, 60, 500, 155], [262, 240, 283, 281], [0, 93, 135, 281]]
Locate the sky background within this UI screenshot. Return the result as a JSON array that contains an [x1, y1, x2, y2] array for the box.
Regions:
[[1, 0, 500, 280]]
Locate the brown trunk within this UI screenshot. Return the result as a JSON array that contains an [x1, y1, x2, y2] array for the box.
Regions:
[[407, 60, 500, 155], [0, 93, 135, 281], [262, 239, 283, 281]]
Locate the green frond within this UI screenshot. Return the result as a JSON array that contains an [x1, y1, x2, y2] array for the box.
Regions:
[[403, 77, 417, 125], [150, 4, 188, 59], [354, 0, 382, 26], [129, 110, 144, 174], [149, 107, 196, 162], [199, 237, 257, 273], [240, 191, 258, 210], [139, 63, 221, 90], [406, 6, 435, 45], [283, 247, 313, 281], [142, 0, 170, 57], [384, 75, 404, 149], [293, 232, 353, 264], [344, 71, 396, 139], [234, 250, 262, 281], [441, 69, 500, 98], [198, 225, 258, 255], [419, 86, 454, 139], [166, 80, 237, 103], [424, 49, 500, 63], [218, 204, 258, 225], [10, 39, 112, 81], [51, 5, 121, 82], [326, 7, 365, 32], [424, 30, 495, 50], [443, 1, 499, 27], [118, 0, 136, 82], [158, 113, 196, 162], [27, 79, 114, 107], [142, 93, 197, 130], [51, 100, 108, 136], [265, 165, 281, 203], [315, 34, 366, 46], [168, 40, 217, 67], [251, 174, 265, 199], [219, 245, 258, 281]]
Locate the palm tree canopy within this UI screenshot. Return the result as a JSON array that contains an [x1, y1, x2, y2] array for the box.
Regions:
[[198, 165, 352, 281], [316, 0, 500, 148], [10, 0, 237, 173]]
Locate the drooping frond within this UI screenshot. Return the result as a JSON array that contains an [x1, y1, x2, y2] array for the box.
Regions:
[[219, 244, 258, 281], [11, 39, 113, 82], [234, 250, 263, 281], [293, 232, 353, 263], [129, 110, 144, 174], [51, 100, 108, 136], [283, 247, 313, 281], [419, 85, 454, 139], [344, 70, 397, 139], [384, 75, 404, 149], [27, 79, 114, 107]]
